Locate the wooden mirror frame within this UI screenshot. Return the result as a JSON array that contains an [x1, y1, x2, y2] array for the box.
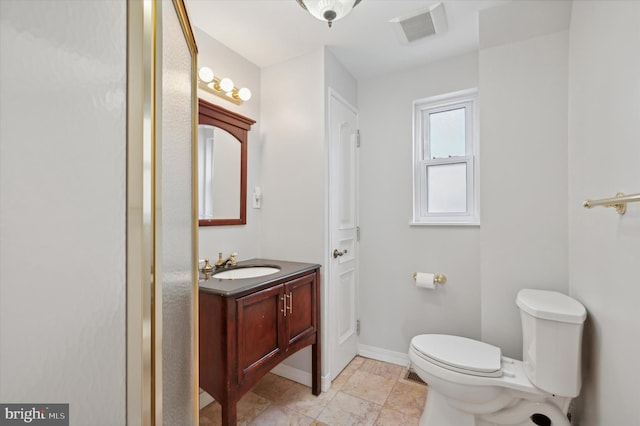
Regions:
[[198, 98, 255, 226]]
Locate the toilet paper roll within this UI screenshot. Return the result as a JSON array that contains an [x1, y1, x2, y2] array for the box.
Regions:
[[415, 272, 436, 289]]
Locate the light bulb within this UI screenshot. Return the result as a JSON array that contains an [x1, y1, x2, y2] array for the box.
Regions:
[[220, 77, 234, 92], [238, 87, 252, 102], [198, 67, 214, 83]]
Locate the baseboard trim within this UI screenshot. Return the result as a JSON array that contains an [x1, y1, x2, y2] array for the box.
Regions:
[[357, 343, 410, 368], [198, 389, 214, 409], [270, 362, 332, 393], [270, 345, 410, 392]]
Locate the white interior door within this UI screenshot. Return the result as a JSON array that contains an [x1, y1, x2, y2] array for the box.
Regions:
[[329, 89, 359, 380]]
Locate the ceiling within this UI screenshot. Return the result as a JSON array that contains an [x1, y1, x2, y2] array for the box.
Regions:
[[185, 0, 510, 79]]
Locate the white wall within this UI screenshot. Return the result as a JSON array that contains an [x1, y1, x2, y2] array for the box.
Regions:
[[0, 1, 127, 422], [259, 49, 326, 375], [478, 29, 570, 358], [357, 52, 482, 355], [567, 2, 640, 424], [260, 50, 325, 264], [325, 48, 358, 109], [193, 27, 263, 262]]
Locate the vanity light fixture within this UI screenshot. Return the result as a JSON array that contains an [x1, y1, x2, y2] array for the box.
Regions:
[[296, 0, 362, 28], [197, 66, 252, 105]]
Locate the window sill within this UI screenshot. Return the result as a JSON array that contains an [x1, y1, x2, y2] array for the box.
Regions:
[[409, 220, 480, 227]]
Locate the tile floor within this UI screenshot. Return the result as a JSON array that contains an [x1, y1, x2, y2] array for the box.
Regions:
[[199, 356, 427, 426]]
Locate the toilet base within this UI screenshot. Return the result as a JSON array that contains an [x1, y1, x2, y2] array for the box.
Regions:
[[420, 388, 571, 426], [420, 391, 475, 426]]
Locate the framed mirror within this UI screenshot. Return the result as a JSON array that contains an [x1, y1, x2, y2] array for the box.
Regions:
[[198, 98, 255, 226]]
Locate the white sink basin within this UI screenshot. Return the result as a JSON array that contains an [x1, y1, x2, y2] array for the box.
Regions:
[[212, 266, 280, 280]]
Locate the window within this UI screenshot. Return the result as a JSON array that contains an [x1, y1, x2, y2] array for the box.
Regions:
[[412, 89, 479, 225]]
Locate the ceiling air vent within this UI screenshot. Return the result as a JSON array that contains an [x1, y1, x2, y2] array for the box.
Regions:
[[390, 2, 448, 44]]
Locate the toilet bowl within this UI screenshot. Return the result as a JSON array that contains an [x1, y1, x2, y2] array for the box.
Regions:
[[409, 289, 587, 426]]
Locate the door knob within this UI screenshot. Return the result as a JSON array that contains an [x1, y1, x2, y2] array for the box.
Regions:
[[333, 249, 348, 259]]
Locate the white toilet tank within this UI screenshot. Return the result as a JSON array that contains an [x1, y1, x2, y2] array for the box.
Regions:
[[516, 289, 587, 397]]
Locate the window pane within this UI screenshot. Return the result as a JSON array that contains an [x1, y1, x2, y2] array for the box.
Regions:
[[427, 163, 467, 213], [429, 107, 465, 159]]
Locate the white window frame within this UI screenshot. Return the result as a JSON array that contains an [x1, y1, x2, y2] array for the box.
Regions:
[[411, 88, 479, 226]]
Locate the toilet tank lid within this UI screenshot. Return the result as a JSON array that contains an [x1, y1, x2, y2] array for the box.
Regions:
[[517, 289, 586, 324]]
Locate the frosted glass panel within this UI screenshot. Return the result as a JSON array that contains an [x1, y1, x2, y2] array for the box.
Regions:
[[0, 1, 127, 422], [161, 0, 194, 423], [429, 107, 465, 159], [427, 163, 467, 213]]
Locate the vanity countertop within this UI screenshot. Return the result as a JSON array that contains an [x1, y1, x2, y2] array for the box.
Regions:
[[198, 258, 320, 297]]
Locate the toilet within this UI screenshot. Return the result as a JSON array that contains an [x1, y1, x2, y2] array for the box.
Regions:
[[409, 289, 587, 426]]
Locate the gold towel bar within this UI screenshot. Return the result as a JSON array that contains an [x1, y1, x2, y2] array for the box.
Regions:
[[583, 192, 640, 215]]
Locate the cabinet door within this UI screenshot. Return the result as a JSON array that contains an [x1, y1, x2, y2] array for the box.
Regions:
[[285, 273, 317, 346], [236, 284, 286, 382]]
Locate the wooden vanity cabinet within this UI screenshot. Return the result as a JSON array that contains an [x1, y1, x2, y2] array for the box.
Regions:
[[199, 267, 321, 425]]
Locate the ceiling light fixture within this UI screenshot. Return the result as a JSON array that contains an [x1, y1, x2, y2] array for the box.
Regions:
[[296, 0, 362, 28], [197, 66, 252, 105]]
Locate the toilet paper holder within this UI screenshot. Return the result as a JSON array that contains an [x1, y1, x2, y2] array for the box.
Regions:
[[413, 272, 447, 284]]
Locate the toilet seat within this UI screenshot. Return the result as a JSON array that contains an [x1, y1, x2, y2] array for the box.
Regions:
[[411, 334, 502, 378]]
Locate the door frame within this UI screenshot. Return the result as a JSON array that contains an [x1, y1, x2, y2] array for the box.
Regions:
[[325, 87, 360, 388]]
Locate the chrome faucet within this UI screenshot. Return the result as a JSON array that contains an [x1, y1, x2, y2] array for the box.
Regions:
[[215, 252, 237, 269]]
